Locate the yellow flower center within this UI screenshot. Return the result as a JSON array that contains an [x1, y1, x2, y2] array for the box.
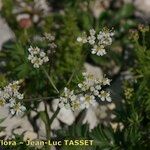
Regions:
[[85, 96, 91, 102], [72, 101, 80, 110], [14, 103, 20, 111]]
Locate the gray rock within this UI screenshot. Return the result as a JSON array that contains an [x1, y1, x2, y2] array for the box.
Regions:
[[0, 17, 15, 50]]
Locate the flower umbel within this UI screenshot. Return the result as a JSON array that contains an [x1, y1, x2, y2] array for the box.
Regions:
[[43, 33, 57, 54], [58, 87, 78, 109], [0, 80, 26, 116], [28, 46, 49, 68], [80, 94, 96, 108], [78, 72, 111, 102], [10, 101, 26, 116], [77, 27, 114, 56], [58, 72, 112, 111]]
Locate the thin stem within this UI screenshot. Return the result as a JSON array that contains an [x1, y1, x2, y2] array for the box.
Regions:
[[42, 66, 59, 94], [23, 96, 58, 102], [95, 18, 99, 32], [49, 107, 60, 126], [44, 102, 51, 138], [67, 70, 76, 86], [44, 102, 51, 150], [142, 32, 146, 46]]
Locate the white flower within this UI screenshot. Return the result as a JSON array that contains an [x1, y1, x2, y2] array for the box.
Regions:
[[70, 95, 77, 101], [99, 91, 111, 102], [78, 82, 89, 91], [88, 35, 96, 45], [59, 97, 71, 109], [102, 77, 111, 85], [59, 72, 112, 111], [49, 43, 57, 49], [89, 29, 96, 36], [78, 83, 83, 88], [79, 73, 108, 95], [0, 80, 26, 116], [77, 36, 87, 43], [3, 80, 23, 100], [10, 102, 26, 116], [28, 46, 49, 68], [31, 56, 37, 64], [63, 87, 73, 97], [17, 93, 24, 100], [43, 33, 57, 54], [32, 58, 43, 68], [77, 27, 114, 56], [77, 37, 83, 42], [9, 98, 16, 107], [71, 100, 81, 111], [80, 94, 96, 108], [43, 56, 49, 63], [58, 97, 68, 108], [95, 84, 101, 90], [97, 29, 114, 46], [90, 86, 95, 92], [44, 33, 55, 41], [28, 54, 34, 60], [2, 91, 10, 99], [93, 90, 99, 96], [91, 45, 106, 56], [33, 63, 40, 68], [82, 38, 88, 43], [40, 51, 46, 57], [59, 87, 77, 109], [28, 46, 40, 54]]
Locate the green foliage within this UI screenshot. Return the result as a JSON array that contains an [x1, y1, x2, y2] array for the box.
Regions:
[[1, 0, 150, 150], [118, 28, 150, 149], [0, 74, 7, 88], [54, 25, 150, 150], [53, 11, 84, 88], [56, 123, 121, 150], [89, 3, 137, 76], [2, 134, 36, 150]]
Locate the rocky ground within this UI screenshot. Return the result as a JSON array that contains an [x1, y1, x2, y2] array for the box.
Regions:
[[0, 16, 113, 136], [0, 0, 150, 146], [0, 1, 103, 141], [0, 17, 14, 50]]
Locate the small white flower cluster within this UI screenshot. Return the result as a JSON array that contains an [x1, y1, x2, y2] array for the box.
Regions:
[[58, 88, 77, 110], [58, 72, 111, 111], [58, 87, 90, 110], [0, 80, 26, 116], [77, 28, 114, 56], [78, 73, 111, 103], [43, 33, 57, 53], [28, 46, 49, 68], [44, 33, 55, 41]]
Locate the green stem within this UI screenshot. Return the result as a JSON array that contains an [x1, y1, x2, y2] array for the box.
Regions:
[[44, 102, 51, 150], [44, 106, 60, 150], [142, 32, 146, 47], [23, 96, 58, 102], [95, 18, 99, 32], [42, 67, 59, 94], [49, 107, 60, 126], [67, 70, 76, 86]]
